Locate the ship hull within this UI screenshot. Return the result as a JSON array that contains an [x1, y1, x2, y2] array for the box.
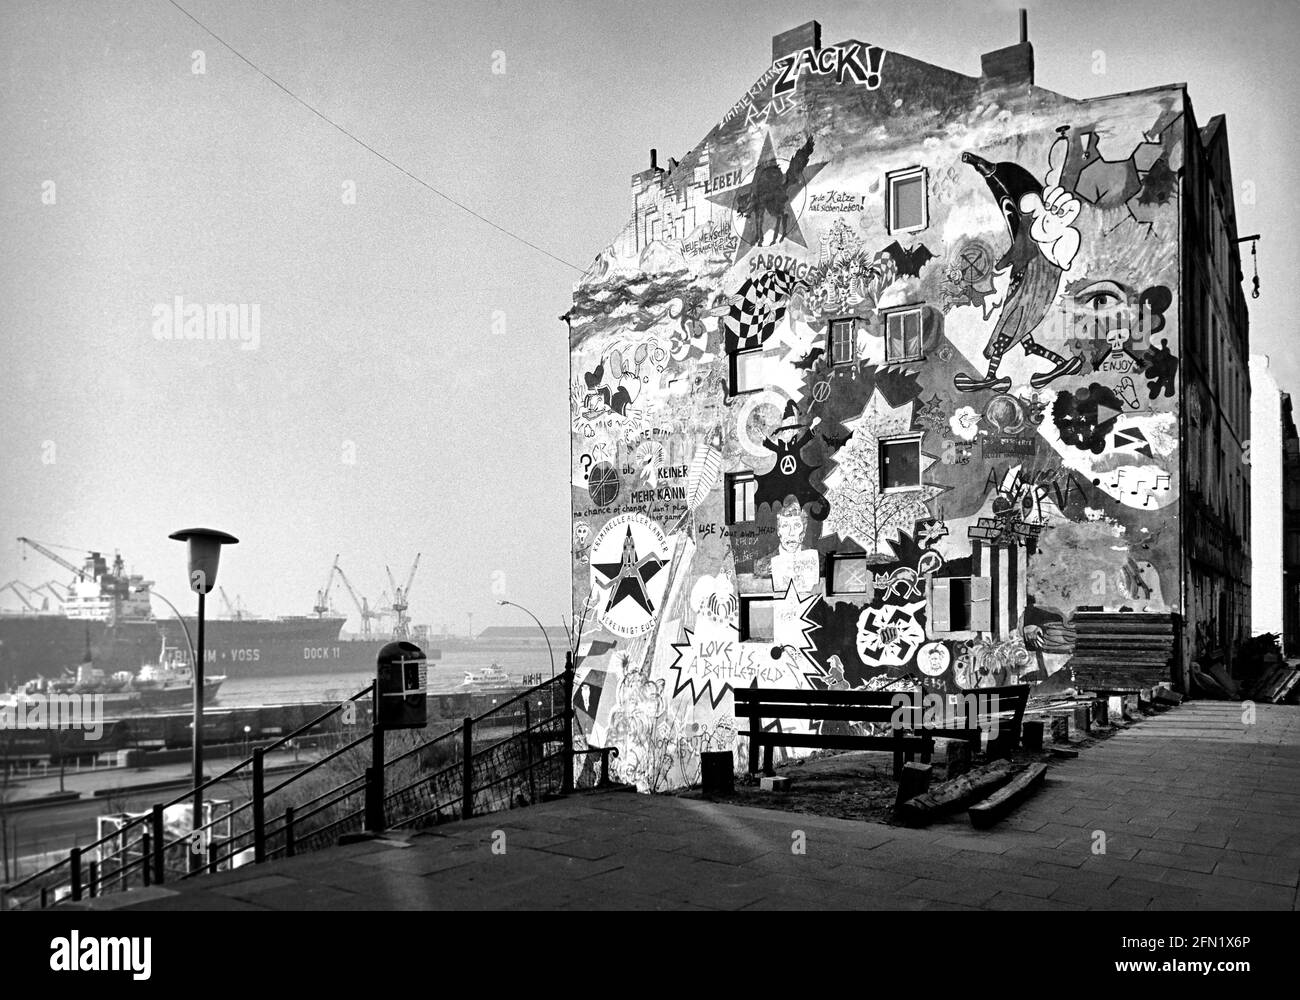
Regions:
[[0, 614, 440, 687]]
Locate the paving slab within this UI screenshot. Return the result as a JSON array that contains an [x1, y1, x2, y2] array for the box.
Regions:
[[56, 701, 1300, 911]]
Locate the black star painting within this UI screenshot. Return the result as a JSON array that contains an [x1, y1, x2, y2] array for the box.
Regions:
[[592, 527, 666, 616], [708, 131, 826, 262]]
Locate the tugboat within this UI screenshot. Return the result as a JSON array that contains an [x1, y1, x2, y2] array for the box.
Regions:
[[459, 662, 513, 689], [0, 636, 224, 712], [129, 638, 225, 709]]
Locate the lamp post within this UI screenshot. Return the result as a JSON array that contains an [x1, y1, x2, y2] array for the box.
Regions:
[[497, 600, 555, 714], [145, 590, 198, 670], [169, 528, 238, 871]]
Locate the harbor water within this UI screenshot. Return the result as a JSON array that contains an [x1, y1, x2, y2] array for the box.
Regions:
[[211, 647, 559, 707]]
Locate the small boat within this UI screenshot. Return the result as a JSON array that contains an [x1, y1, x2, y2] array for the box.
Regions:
[[460, 663, 512, 688]]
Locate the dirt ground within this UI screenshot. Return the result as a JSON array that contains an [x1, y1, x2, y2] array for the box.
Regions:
[[679, 709, 1130, 825]]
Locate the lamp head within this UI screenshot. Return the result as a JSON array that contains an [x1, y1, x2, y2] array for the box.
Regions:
[[168, 528, 239, 594]]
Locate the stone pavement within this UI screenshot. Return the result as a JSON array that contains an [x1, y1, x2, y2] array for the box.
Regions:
[[74, 702, 1300, 911]]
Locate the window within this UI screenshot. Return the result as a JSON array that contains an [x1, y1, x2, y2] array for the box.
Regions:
[[830, 318, 856, 365], [887, 167, 927, 233], [927, 576, 992, 633], [726, 472, 757, 524], [739, 595, 776, 641], [730, 347, 765, 395], [879, 436, 922, 492], [884, 306, 923, 362], [827, 553, 871, 596]]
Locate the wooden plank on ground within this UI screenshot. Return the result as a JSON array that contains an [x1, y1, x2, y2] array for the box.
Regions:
[[895, 760, 1017, 826], [968, 763, 1048, 829]]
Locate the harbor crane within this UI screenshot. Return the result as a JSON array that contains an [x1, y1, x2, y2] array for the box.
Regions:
[[385, 553, 420, 640], [334, 562, 382, 638], [0, 580, 40, 612], [16, 537, 90, 581], [219, 587, 246, 620], [313, 555, 340, 617]]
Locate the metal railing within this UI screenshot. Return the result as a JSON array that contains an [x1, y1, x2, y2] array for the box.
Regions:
[[2, 656, 617, 910]]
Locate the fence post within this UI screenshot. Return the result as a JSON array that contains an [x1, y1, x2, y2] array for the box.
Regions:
[[150, 804, 165, 885], [561, 654, 574, 794], [119, 827, 131, 892], [461, 717, 474, 820], [252, 747, 266, 864], [523, 700, 536, 805], [69, 848, 82, 902], [366, 724, 386, 833], [208, 840, 220, 874], [40, 886, 48, 908], [284, 807, 295, 858], [88, 860, 99, 898], [141, 833, 152, 887]]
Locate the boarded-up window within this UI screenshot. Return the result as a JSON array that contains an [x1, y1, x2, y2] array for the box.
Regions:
[[970, 576, 992, 632], [928, 576, 989, 633], [829, 554, 871, 594], [740, 595, 775, 641], [731, 349, 765, 395], [928, 578, 951, 632]]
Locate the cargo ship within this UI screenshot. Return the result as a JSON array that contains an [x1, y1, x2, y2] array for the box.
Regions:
[[0, 544, 439, 688]]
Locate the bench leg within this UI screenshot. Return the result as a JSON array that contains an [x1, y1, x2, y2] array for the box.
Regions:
[[921, 736, 933, 766]]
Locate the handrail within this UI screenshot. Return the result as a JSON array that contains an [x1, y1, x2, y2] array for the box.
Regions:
[[6, 665, 578, 908], [257, 684, 373, 756], [265, 730, 372, 797]]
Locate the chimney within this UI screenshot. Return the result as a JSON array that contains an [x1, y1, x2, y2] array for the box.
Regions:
[[650, 148, 658, 171], [980, 8, 1034, 87], [772, 20, 821, 62]]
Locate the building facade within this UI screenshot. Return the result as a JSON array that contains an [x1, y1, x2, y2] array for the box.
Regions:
[[1250, 355, 1284, 639], [567, 19, 1250, 790], [1252, 354, 1300, 653]]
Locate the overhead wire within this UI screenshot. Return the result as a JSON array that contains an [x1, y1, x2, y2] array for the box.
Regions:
[[164, 0, 584, 273]]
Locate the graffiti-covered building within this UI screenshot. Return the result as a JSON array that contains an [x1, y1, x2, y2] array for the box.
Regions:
[[567, 17, 1251, 790]]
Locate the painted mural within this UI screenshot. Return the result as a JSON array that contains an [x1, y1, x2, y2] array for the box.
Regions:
[[569, 39, 1184, 791]]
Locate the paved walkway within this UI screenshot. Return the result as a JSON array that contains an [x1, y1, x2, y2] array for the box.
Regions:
[[72, 702, 1300, 910]]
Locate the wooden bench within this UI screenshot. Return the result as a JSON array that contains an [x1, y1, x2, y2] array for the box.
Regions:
[[733, 686, 934, 780], [926, 684, 1030, 757]]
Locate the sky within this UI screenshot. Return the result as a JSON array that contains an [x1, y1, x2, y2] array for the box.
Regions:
[[1, 0, 1295, 638]]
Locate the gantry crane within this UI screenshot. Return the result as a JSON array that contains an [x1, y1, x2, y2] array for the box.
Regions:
[[0, 581, 39, 612], [334, 562, 382, 638], [385, 554, 420, 640]]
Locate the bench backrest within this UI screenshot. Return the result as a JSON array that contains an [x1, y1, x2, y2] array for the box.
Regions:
[[951, 683, 1030, 731], [733, 686, 926, 728]]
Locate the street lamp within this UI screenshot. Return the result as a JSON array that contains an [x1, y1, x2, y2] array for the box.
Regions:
[[145, 590, 198, 670], [497, 599, 555, 714], [169, 527, 238, 871]]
